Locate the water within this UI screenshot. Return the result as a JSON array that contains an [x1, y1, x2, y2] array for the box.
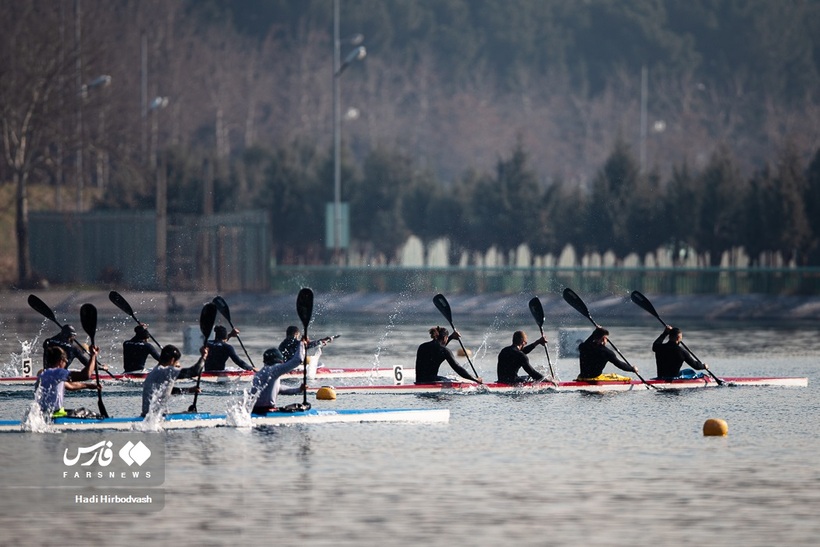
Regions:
[[0, 310, 818, 546]]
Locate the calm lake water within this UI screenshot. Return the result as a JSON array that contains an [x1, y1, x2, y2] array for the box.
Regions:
[[0, 306, 818, 546]]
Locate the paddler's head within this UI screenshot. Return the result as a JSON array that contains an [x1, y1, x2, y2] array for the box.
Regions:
[[263, 347, 285, 365], [45, 346, 68, 369], [159, 344, 182, 366], [592, 327, 609, 345], [429, 326, 450, 345]]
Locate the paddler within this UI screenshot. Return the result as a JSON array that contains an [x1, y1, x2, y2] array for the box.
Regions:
[[141, 344, 208, 417], [249, 341, 307, 414], [496, 330, 548, 384], [122, 324, 161, 372], [279, 325, 333, 361], [42, 324, 90, 369], [652, 326, 709, 379], [577, 327, 638, 380], [414, 326, 483, 384], [204, 325, 255, 372], [35, 346, 102, 419]]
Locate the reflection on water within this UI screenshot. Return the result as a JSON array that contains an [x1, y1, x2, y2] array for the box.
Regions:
[[0, 313, 818, 545]]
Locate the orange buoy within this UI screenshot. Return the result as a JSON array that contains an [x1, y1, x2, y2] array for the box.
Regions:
[[703, 418, 728, 436], [316, 386, 337, 400]]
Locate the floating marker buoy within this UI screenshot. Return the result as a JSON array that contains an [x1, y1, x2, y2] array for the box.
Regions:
[[316, 386, 337, 400], [457, 348, 472, 357], [703, 418, 728, 436]]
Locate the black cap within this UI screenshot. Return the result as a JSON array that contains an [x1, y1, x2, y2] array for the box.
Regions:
[[135, 325, 150, 339], [61, 325, 77, 337], [263, 347, 284, 364]]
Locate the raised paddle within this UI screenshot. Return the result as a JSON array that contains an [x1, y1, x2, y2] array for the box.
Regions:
[[432, 293, 481, 380], [212, 295, 255, 370], [80, 303, 109, 418], [109, 291, 162, 349], [28, 294, 117, 379], [188, 302, 217, 413], [630, 290, 724, 385], [296, 288, 314, 408], [562, 288, 654, 390], [528, 296, 557, 382]]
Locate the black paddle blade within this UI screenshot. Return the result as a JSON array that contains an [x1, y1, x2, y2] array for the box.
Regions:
[[528, 297, 545, 327], [432, 293, 453, 325], [108, 291, 134, 317], [199, 303, 218, 340], [80, 303, 98, 345], [297, 288, 314, 332], [28, 294, 59, 325], [212, 295, 231, 323], [630, 290, 660, 319], [562, 288, 591, 319]]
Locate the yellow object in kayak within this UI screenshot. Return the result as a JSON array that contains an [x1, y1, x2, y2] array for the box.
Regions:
[[575, 373, 633, 382]]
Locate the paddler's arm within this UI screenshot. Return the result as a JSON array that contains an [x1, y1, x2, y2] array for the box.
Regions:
[[444, 348, 483, 383], [605, 346, 638, 374]]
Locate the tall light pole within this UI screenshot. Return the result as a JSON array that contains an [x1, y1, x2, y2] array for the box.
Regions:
[[332, 0, 365, 264], [76, 74, 112, 210]]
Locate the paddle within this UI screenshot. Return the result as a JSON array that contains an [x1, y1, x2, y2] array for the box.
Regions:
[[528, 296, 556, 382], [108, 291, 162, 349], [28, 294, 117, 379], [562, 288, 654, 390], [630, 290, 724, 385], [188, 302, 217, 413], [296, 288, 314, 408], [80, 303, 109, 418], [212, 295, 255, 369], [432, 293, 480, 380]]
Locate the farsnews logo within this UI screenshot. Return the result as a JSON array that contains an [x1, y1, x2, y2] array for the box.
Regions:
[[63, 440, 152, 467]]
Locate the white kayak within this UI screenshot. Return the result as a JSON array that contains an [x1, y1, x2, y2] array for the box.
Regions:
[[0, 407, 450, 432]]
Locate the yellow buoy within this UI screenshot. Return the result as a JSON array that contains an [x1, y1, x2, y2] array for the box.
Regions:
[[457, 348, 472, 357], [316, 386, 337, 401], [703, 418, 728, 436]]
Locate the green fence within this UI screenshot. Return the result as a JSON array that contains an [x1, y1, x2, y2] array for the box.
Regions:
[[268, 266, 820, 296]]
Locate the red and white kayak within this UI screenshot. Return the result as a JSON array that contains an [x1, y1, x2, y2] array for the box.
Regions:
[[0, 364, 410, 386], [306, 375, 808, 395]]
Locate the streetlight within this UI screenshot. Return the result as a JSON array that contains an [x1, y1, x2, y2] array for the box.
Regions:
[[76, 74, 112, 210], [148, 96, 170, 289], [331, 0, 366, 264]]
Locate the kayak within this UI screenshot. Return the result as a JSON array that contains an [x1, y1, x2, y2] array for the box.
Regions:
[[0, 365, 411, 386], [306, 375, 809, 394], [0, 407, 450, 432]]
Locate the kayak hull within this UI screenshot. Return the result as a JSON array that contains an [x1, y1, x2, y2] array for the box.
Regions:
[[0, 408, 450, 432], [306, 376, 808, 394]]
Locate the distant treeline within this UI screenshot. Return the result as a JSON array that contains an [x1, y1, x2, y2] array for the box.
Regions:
[[3, 1, 820, 283]]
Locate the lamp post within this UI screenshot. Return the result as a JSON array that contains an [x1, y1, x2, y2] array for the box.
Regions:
[[76, 74, 111, 210], [149, 96, 170, 289], [332, 0, 366, 264]]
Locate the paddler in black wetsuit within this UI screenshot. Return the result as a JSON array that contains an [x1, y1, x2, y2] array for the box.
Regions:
[[577, 327, 637, 380], [42, 324, 90, 369], [652, 326, 708, 379], [414, 326, 483, 384], [204, 326, 255, 372], [122, 324, 161, 372], [496, 330, 547, 384]]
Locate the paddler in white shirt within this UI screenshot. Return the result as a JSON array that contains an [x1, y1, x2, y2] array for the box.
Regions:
[[141, 344, 208, 417], [250, 340, 307, 414]]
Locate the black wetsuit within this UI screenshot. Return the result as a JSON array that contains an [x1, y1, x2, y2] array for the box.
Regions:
[[414, 339, 475, 384], [578, 334, 634, 378], [122, 338, 161, 372], [42, 335, 89, 368], [204, 340, 253, 371], [279, 337, 322, 362], [496, 343, 545, 384], [652, 332, 705, 379]]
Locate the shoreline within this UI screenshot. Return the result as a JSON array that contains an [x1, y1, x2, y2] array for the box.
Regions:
[[3, 290, 820, 323]]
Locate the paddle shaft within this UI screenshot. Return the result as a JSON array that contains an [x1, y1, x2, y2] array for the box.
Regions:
[[109, 291, 162, 349], [528, 297, 556, 381], [80, 303, 108, 418], [297, 289, 314, 407], [190, 303, 217, 413], [631, 293, 723, 385]]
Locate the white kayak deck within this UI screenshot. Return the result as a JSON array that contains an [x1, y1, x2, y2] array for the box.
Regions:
[[0, 408, 450, 432]]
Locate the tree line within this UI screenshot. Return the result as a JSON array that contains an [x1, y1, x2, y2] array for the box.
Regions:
[[2, 1, 820, 284]]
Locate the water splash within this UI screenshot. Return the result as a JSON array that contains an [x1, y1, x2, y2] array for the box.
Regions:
[[370, 290, 411, 373], [22, 402, 53, 433]]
